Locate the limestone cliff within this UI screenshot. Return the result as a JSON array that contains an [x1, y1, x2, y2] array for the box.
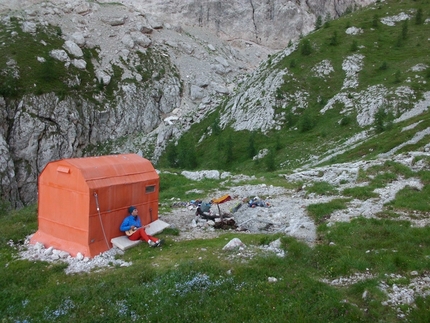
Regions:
[[119, 0, 376, 49]]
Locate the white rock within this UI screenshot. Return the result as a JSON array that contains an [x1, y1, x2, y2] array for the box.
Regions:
[[181, 170, 220, 181], [59, 251, 70, 259], [70, 32, 86, 46], [269, 238, 282, 249], [44, 246, 53, 256], [102, 15, 127, 26], [95, 70, 111, 85], [49, 49, 69, 62], [121, 34, 135, 49], [345, 27, 363, 35], [191, 219, 197, 227], [72, 59, 86, 70], [362, 290, 368, 299], [63, 40, 83, 57], [21, 21, 37, 33], [215, 56, 229, 67], [223, 238, 246, 250], [34, 242, 44, 251], [131, 32, 152, 48]]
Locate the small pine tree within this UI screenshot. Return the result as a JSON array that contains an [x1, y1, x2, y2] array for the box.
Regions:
[[350, 40, 358, 52], [274, 133, 282, 151], [217, 135, 223, 152], [344, 6, 352, 15], [379, 61, 388, 71], [166, 142, 178, 168], [394, 70, 401, 83], [188, 145, 198, 169], [372, 14, 379, 28], [0, 199, 11, 217], [415, 8, 423, 25], [340, 115, 352, 127], [286, 111, 294, 127], [40, 57, 59, 83], [0, 70, 21, 98], [374, 107, 387, 133], [211, 117, 221, 135], [177, 137, 197, 169], [275, 88, 284, 100], [324, 13, 331, 28], [402, 19, 408, 40], [95, 74, 106, 92], [177, 140, 187, 168], [301, 39, 312, 56], [224, 133, 234, 166], [265, 149, 276, 171], [315, 15, 322, 30], [329, 30, 339, 46], [395, 33, 403, 48], [290, 59, 297, 68], [299, 110, 316, 133], [248, 132, 257, 159]]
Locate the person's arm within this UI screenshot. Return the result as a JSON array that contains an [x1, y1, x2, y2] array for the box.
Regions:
[[120, 216, 132, 232]]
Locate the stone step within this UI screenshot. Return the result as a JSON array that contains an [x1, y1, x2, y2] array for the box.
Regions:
[[111, 219, 170, 250]]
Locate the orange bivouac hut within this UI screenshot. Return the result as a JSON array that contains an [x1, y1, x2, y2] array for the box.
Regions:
[[31, 154, 161, 257]]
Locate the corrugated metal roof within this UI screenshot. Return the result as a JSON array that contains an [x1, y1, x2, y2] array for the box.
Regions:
[[62, 154, 155, 180]]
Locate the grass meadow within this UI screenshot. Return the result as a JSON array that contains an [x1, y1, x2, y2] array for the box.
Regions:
[[2, 163, 430, 322]]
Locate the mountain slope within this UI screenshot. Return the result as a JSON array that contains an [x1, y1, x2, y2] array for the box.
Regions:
[[160, 0, 430, 173], [0, 1, 271, 207]]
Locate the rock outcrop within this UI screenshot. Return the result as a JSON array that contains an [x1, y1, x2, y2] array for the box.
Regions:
[[120, 0, 376, 49]]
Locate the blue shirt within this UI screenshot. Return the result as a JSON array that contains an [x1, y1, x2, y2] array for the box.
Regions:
[[120, 215, 142, 232]]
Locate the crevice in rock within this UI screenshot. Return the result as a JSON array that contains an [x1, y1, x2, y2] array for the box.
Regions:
[[334, 1, 342, 18], [249, 0, 259, 44]]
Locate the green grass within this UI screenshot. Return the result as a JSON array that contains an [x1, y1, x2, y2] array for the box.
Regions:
[[306, 181, 338, 196], [2, 161, 430, 322], [317, 217, 430, 275], [158, 172, 230, 202], [307, 198, 350, 224], [386, 183, 430, 212], [342, 185, 379, 200], [2, 201, 430, 322]]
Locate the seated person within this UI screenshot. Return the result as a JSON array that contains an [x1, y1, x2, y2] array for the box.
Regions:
[[120, 206, 162, 247]]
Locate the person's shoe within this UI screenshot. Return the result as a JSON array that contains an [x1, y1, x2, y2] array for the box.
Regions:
[[155, 239, 164, 247], [148, 240, 156, 247]]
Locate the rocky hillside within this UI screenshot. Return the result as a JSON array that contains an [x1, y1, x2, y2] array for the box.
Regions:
[[161, 0, 430, 173], [0, 0, 373, 208]]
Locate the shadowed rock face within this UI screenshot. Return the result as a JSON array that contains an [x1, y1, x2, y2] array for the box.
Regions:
[[0, 0, 375, 207]]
